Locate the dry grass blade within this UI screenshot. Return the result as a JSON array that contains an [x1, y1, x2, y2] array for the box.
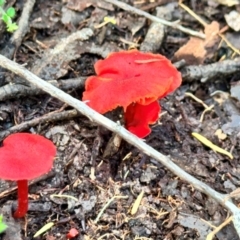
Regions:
[[192, 132, 233, 159], [131, 190, 144, 215], [94, 195, 128, 224]]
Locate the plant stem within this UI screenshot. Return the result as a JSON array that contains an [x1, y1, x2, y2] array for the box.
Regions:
[[13, 180, 28, 218]]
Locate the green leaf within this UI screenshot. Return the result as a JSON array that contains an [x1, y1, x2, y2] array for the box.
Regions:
[[0, 215, 7, 234], [0, 0, 5, 7], [0, 222, 7, 233], [1, 13, 10, 24], [7, 22, 18, 32], [6, 7, 16, 18]]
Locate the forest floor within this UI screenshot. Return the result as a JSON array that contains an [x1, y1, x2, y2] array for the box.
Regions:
[[0, 0, 240, 239]]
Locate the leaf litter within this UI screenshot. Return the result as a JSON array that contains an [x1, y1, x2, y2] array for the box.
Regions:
[[173, 21, 220, 65], [1, 0, 240, 239]]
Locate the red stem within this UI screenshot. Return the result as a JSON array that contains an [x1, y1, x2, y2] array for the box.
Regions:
[[13, 180, 29, 218]]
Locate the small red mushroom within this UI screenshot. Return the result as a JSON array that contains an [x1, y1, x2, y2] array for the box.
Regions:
[[66, 228, 79, 239], [0, 133, 56, 218], [82, 49, 182, 138]]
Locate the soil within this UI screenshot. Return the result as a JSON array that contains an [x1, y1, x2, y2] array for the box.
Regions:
[[0, 0, 240, 240]]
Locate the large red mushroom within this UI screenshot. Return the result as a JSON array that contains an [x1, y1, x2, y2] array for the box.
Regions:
[[0, 133, 56, 218], [82, 49, 182, 138]]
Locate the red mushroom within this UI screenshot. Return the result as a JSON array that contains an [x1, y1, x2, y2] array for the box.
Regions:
[[66, 228, 79, 239], [0, 133, 56, 218], [82, 50, 182, 138]]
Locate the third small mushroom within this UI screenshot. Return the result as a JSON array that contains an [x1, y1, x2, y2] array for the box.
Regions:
[[0, 133, 56, 218]]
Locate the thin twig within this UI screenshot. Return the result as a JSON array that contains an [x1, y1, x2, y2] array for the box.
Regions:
[[0, 109, 80, 141], [0, 54, 240, 236], [0, 171, 55, 199], [12, 0, 36, 48], [103, 0, 205, 39], [0, 77, 86, 101]]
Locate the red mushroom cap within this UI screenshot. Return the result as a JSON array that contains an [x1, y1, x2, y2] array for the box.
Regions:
[[125, 101, 161, 138], [82, 49, 182, 113], [66, 228, 79, 239], [0, 133, 56, 180]]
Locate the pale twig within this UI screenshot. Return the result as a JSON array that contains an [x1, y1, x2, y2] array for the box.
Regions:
[[12, 0, 36, 48], [185, 92, 209, 109], [103, 0, 205, 39], [0, 53, 240, 237], [184, 92, 214, 122], [199, 105, 214, 123], [206, 216, 233, 240]]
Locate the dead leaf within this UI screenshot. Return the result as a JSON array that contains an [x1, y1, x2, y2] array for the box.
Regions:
[[66, 0, 114, 12], [231, 82, 240, 101], [222, 115, 240, 135], [178, 213, 212, 240], [225, 10, 240, 32], [61, 6, 88, 25], [118, 15, 146, 36], [225, 32, 240, 49], [173, 21, 220, 65], [214, 0, 239, 6], [214, 129, 227, 140]]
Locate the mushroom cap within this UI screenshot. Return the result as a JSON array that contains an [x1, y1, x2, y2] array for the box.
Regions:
[[0, 133, 56, 180], [125, 101, 161, 138], [82, 50, 182, 113]]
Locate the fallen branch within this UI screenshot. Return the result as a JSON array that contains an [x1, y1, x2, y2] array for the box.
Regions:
[[103, 0, 205, 39], [1, 58, 239, 101], [0, 171, 55, 199], [0, 77, 86, 101], [140, 6, 166, 52], [182, 58, 240, 82], [0, 54, 240, 236]]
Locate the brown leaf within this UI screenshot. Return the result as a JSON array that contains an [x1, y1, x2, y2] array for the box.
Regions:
[[173, 21, 220, 65]]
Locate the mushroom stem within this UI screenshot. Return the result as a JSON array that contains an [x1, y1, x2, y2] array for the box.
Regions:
[[13, 180, 28, 218]]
